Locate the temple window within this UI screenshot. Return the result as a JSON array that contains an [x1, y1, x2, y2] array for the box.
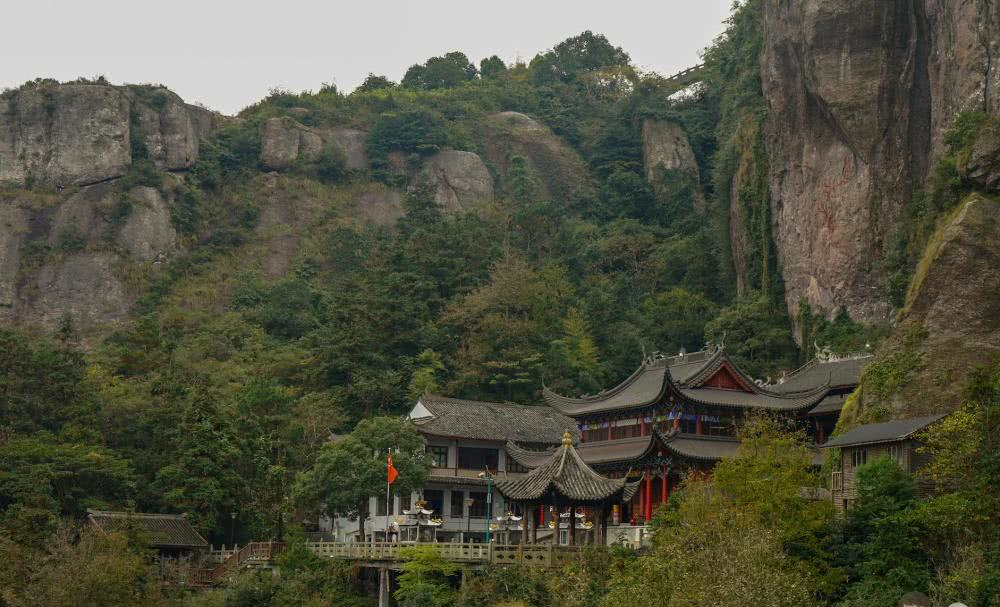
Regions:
[[457, 447, 499, 471], [428, 445, 449, 468]]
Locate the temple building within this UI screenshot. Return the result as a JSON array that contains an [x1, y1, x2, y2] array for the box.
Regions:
[[338, 345, 871, 542]]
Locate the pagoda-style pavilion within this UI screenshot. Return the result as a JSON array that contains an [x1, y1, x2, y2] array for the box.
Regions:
[[494, 432, 640, 545]]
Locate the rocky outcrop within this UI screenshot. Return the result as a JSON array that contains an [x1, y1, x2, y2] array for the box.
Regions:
[[118, 186, 177, 262], [259, 117, 370, 172], [925, 2, 1000, 159], [47, 181, 116, 244], [259, 117, 324, 170], [854, 194, 1000, 417], [641, 120, 700, 183], [0, 84, 131, 186], [130, 88, 204, 171], [478, 112, 594, 202], [0, 83, 221, 187], [760, 0, 1000, 324], [329, 128, 368, 170], [0, 203, 29, 309], [28, 253, 129, 329], [420, 149, 494, 211], [960, 116, 1000, 191]]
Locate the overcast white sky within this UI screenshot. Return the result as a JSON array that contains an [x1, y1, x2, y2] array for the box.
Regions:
[[3, 0, 734, 115]]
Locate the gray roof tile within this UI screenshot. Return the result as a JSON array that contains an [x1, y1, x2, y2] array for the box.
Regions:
[[821, 415, 946, 449], [495, 434, 640, 503], [413, 395, 578, 444], [88, 510, 208, 549]]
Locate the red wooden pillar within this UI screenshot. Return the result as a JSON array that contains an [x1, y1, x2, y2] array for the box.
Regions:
[[640, 415, 646, 436], [660, 466, 667, 504], [539, 504, 545, 527], [696, 416, 703, 435], [638, 478, 646, 523], [818, 423, 826, 444], [607, 418, 613, 441], [673, 415, 680, 431], [644, 472, 653, 522]]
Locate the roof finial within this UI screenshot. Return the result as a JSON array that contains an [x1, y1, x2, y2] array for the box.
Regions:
[[562, 431, 573, 448]]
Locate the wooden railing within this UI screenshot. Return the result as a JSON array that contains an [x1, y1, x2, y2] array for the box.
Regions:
[[189, 541, 582, 585], [305, 541, 581, 568], [190, 542, 285, 586]]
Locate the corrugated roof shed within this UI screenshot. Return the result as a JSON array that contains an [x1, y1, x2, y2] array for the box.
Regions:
[[821, 415, 946, 449]]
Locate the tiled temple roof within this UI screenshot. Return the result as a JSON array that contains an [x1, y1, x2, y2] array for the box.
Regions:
[[542, 347, 830, 416], [822, 415, 946, 449], [88, 510, 208, 549], [411, 395, 577, 444], [506, 429, 741, 469], [495, 433, 641, 503], [772, 354, 873, 393]]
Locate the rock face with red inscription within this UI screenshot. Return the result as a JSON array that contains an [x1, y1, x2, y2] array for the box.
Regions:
[[760, 0, 1000, 323]]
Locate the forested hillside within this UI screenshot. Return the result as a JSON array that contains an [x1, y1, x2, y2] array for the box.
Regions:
[[2, 7, 881, 542], [2, 0, 1000, 605]]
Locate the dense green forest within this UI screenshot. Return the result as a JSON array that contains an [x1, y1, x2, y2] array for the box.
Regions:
[[2, 1, 996, 606]]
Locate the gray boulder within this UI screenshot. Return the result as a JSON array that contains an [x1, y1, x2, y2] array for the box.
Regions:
[[641, 120, 701, 183], [420, 149, 494, 211], [259, 117, 323, 170]]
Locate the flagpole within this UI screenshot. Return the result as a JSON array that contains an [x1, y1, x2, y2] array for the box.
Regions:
[[385, 448, 391, 543]]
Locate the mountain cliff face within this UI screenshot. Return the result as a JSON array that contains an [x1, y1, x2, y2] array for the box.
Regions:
[[760, 0, 1000, 325]]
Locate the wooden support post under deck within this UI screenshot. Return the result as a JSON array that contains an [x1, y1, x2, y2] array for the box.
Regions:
[[569, 505, 576, 545]]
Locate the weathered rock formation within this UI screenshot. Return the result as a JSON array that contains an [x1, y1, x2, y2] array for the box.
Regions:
[[420, 149, 494, 211], [0, 84, 130, 186], [29, 252, 130, 329], [259, 117, 369, 172], [259, 117, 324, 170], [131, 88, 218, 171], [0, 83, 220, 186], [330, 128, 368, 170], [641, 120, 701, 184], [478, 111, 594, 202], [0, 203, 29, 309], [760, 0, 1000, 324], [118, 186, 177, 262], [856, 194, 1000, 416], [959, 116, 1000, 191]]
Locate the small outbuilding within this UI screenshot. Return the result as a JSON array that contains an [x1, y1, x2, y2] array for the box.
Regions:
[[822, 414, 945, 510], [87, 509, 209, 576]]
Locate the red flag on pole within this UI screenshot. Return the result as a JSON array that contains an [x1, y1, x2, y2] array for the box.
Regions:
[[387, 452, 398, 485]]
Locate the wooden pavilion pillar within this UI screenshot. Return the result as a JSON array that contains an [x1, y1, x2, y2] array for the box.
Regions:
[[638, 476, 646, 523], [569, 504, 576, 545], [660, 466, 667, 504], [532, 504, 539, 544], [696, 416, 703, 435], [644, 470, 653, 523]]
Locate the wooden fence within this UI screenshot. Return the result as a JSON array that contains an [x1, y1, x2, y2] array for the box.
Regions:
[[305, 541, 580, 567]]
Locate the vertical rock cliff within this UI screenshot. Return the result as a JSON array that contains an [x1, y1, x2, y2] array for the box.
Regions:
[[759, 0, 999, 325]]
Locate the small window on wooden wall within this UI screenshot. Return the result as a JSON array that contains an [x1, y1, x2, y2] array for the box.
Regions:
[[851, 448, 868, 468]]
